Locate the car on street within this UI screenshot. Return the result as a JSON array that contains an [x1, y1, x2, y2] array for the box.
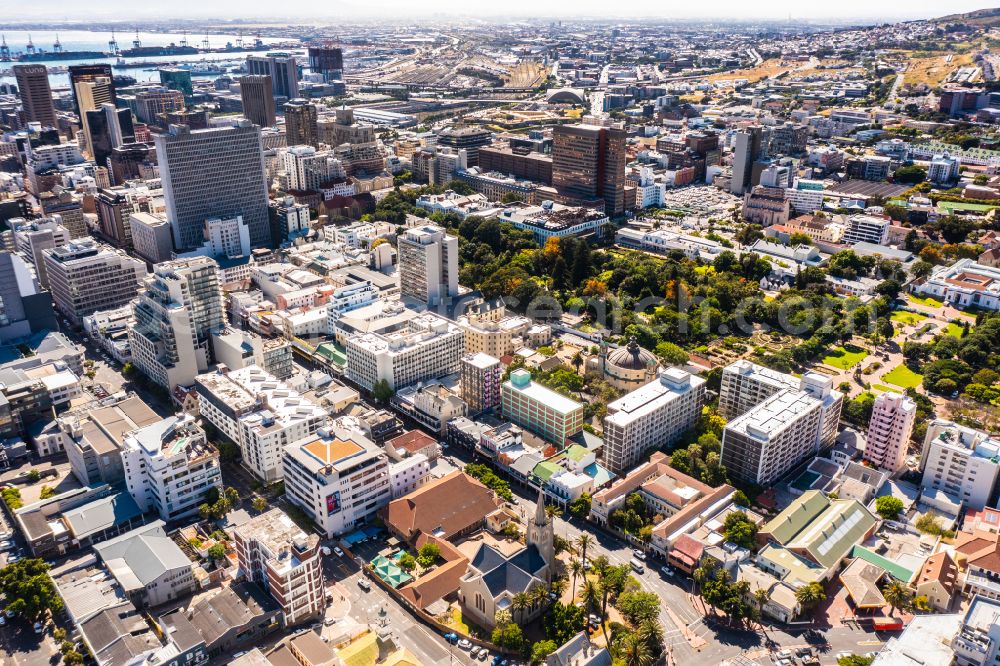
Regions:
[[660, 565, 673, 577], [321, 546, 331, 556], [334, 546, 345, 557], [357, 578, 371, 592], [444, 632, 458, 644], [633, 549, 646, 561], [458, 639, 472, 650], [629, 559, 644, 574], [478, 650, 488, 661], [4, 609, 14, 619], [470, 647, 482, 658], [0, 615, 6, 626]]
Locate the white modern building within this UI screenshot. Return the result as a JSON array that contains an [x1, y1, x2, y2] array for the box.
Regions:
[[345, 312, 463, 391], [721, 389, 825, 486], [397, 225, 459, 306], [602, 368, 707, 474], [121, 414, 222, 522], [842, 214, 890, 246], [920, 419, 1000, 510], [43, 238, 147, 325], [282, 426, 391, 537], [283, 145, 346, 192], [953, 595, 1000, 666], [388, 453, 432, 499], [863, 391, 917, 475], [233, 508, 325, 626], [127, 257, 225, 390], [615, 227, 726, 261], [11, 216, 70, 289], [326, 281, 379, 334], [196, 365, 327, 482]]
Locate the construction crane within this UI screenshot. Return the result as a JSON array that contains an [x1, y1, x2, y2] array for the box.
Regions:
[[25, 34, 35, 55], [0, 35, 10, 62], [108, 30, 119, 55]]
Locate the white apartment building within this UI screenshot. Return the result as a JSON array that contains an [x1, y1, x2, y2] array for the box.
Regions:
[[389, 453, 432, 499], [954, 596, 1000, 666], [121, 414, 223, 522], [928, 154, 961, 185], [283, 145, 346, 192], [920, 419, 1000, 510], [863, 391, 917, 475], [602, 368, 706, 474], [615, 227, 726, 262], [346, 312, 463, 391], [180, 216, 251, 260], [196, 365, 327, 482], [326, 281, 379, 334], [842, 214, 890, 246], [397, 225, 459, 306], [784, 180, 825, 215], [719, 360, 799, 420], [233, 508, 325, 626], [720, 389, 825, 486], [127, 257, 224, 390], [12, 216, 70, 288], [282, 426, 392, 537], [43, 238, 147, 325], [719, 360, 842, 448]]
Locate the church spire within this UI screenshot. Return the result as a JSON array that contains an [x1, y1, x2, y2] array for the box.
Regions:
[[535, 486, 548, 525]]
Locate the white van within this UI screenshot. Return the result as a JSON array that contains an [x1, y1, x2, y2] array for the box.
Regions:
[[629, 558, 645, 574]]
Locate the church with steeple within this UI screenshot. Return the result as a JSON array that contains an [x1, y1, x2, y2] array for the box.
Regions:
[[459, 488, 556, 628]]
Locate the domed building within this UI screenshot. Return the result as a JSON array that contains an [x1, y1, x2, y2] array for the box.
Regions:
[[586, 337, 659, 392]]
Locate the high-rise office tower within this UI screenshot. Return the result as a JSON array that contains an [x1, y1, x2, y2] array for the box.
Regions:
[[398, 225, 459, 306], [68, 64, 116, 119], [247, 53, 299, 100], [74, 76, 116, 158], [552, 123, 627, 216], [730, 126, 764, 196], [85, 103, 135, 168], [154, 121, 271, 249], [134, 88, 184, 125], [307, 45, 344, 83], [239, 75, 276, 128], [158, 68, 193, 97], [437, 127, 492, 167], [283, 99, 318, 148], [0, 251, 57, 342], [13, 64, 56, 128], [863, 392, 917, 475], [42, 238, 147, 325], [128, 256, 225, 390]]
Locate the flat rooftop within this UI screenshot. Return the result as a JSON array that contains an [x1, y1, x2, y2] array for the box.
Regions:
[[726, 389, 820, 441]]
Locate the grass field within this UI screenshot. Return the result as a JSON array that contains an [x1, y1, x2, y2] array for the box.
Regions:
[[937, 200, 1000, 213], [883, 364, 923, 389], [902, 52, 976, 87], [909, 294, 943, 308], [822, 345, 868, 370], [891, 311, 927, 326], [872, 384, 895, 392], [946, 322, 967, 338], [707, 58, 790, 84]]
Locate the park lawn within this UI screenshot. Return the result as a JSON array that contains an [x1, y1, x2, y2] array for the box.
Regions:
[[822, 345, 868, 370], [946, 322, 968, 338], [891, 311, 927, 326], [883, 364, 923, 389], [872, 384, 895, 392], [909, 294, 943, 308]]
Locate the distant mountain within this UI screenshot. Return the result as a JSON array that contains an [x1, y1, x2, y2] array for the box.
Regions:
[[934, 7, 1000, 26]]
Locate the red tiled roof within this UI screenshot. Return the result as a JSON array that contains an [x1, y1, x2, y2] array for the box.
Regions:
[[670, 533, 705, 565], [388, 429, 437, 454]]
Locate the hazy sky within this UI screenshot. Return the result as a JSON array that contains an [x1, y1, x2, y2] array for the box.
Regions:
[[2, 0, 992, 22]]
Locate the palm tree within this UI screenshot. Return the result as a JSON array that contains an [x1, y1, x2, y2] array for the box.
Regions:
[[635, 619, 664, 656], [753, 588, 771, 636], [546, 503, 563, 520], [794, 582, 826, 618], [570, 558, 584, 600], [511, 592, 531, 623], [883, 580, 912, 618], [581, 580, 600, 616], [495, 608, 512, 647], [590, 555, 610, 577], [619, 632, 653, 666], [549, 579, 567, 603], [576, 534, 593, 571]]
